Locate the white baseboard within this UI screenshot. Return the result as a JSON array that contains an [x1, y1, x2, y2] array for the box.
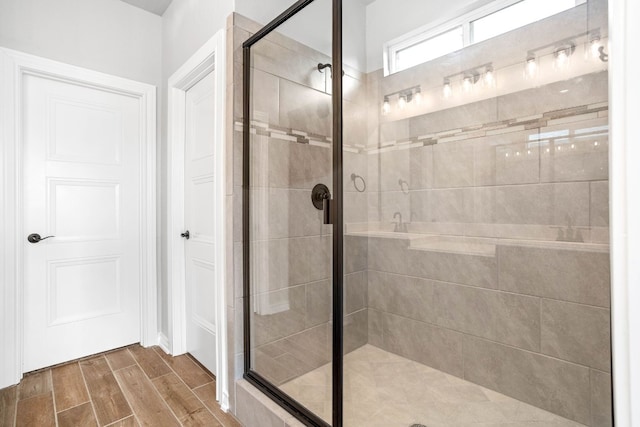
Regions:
[[157, 332, 171, 354]]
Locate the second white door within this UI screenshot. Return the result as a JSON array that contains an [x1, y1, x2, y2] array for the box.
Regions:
[[184, 70, 218, 375]]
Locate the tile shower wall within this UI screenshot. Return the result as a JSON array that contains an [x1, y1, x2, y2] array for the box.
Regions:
[[364, 56, 611, 427], [230, 13, 369, 390]]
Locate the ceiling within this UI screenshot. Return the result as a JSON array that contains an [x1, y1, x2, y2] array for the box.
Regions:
[[120, 0, 173, 16], [119, 0, 380, 17]]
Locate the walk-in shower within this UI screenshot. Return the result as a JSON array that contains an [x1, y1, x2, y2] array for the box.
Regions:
[[241, 0, 612, 425]]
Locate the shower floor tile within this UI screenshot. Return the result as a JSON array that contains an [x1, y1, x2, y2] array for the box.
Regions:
[[280, 344, 585, 426]]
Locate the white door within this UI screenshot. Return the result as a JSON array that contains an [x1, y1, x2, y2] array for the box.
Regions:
[[184, 71, 218, 375], [23, 72, 142, 372]]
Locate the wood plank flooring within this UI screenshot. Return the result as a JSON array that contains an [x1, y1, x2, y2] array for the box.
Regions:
[[0, 345, 242, 427]]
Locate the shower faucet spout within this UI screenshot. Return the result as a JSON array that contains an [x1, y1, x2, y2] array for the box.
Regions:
[[392, 211, 408, 233]]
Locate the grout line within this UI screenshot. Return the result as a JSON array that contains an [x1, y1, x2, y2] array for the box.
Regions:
[[78, 358, 106, 427], [146, 347, 209, 426], [54, 399, 93, 415], [103, 415, 135, 427], [366, 268, 611, 309], [48, 370, 59, 427], [12, 385, 18, 427], [113, 348, 158, 426], [150, 347, 230, 426], [144, 374, 185, 426], [369, 306, 606, 373]]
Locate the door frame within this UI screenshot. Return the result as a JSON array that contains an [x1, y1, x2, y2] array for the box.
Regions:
[[0, 47, 157, 389], [610, 0, 640, 424], [166, 30, 228, 410]]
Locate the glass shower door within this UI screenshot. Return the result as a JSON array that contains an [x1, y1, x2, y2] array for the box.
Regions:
[[243, 0, 336, 425]]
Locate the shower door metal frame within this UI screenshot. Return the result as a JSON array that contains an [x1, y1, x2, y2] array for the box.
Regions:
[[242, 0, 344, 426]]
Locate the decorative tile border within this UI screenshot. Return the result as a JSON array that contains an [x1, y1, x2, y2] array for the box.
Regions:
[[235, 101, 608, 155]]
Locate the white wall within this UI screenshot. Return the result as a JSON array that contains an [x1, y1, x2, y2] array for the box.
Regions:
[[0, 0, 162, 85], [159, 0, 234, 338], [162, 0, 234, 78]]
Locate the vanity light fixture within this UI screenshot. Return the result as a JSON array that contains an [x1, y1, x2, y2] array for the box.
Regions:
[[380, 86, 421, 114]]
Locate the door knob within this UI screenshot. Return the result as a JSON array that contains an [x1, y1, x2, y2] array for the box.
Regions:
[[181, 230, 190, 239], [27, 233, 55, 243]]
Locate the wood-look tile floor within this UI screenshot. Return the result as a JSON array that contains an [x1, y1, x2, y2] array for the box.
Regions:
[[0, 345, 243, 427]]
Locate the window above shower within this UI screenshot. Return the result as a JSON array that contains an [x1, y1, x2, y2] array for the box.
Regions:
[[385, 0, 587, 75]]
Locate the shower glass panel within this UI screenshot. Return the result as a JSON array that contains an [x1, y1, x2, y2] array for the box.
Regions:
[[244, 0, 334, 424], [338, 0, 610, 425]]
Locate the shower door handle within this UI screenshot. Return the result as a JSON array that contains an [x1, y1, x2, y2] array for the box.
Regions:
[[311, 183, 332, 224], [323, 197, 332, 225]]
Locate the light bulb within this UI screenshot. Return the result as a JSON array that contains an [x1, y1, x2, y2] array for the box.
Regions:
[[462, 76, 473, 93], [443, 79, 452, 99], [524, 56, 537, 79], [398, 94, 407, 110], [484, 67, 495, 87], [588, 36, 602, 60], [554, 45, 573, 70], [382, 96, 391, 115], [555, 49, 568, 69], [414, 89, 422, 105]]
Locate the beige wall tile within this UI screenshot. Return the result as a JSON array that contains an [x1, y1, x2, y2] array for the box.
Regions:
[[236, 380, 286, 427], [590, 369, 613, 427], [368, 270, 436, 324], [541, 299, 611, 371], [409, 145, 434, 190], [367, 308, 384, 348], [434, 283, 540, 351], [474, 130, 540, 186], [428, 188, 474, 223], [379, 148, 411, 191], [463, 336, 591, 425], [278, 79, 331, 137], [379, 119, 410, 143], [409, 98, 498, 136], [406, 246, 498, 290], [345, 271, 367, 314], [344, 310, 368, 354], [382, 312, 464, 377], [345, 235, 368, 273], [539, 118, 609, 183], [305, 280, 331, 328], [380, 191, 411, 225], [252, 285, 306, 347], [494, 182, 590, 226], [498, 245, 610, 307], [590, 180, 609, 227], [497, 72, 608, 121], [433, 140, 475, 188]]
